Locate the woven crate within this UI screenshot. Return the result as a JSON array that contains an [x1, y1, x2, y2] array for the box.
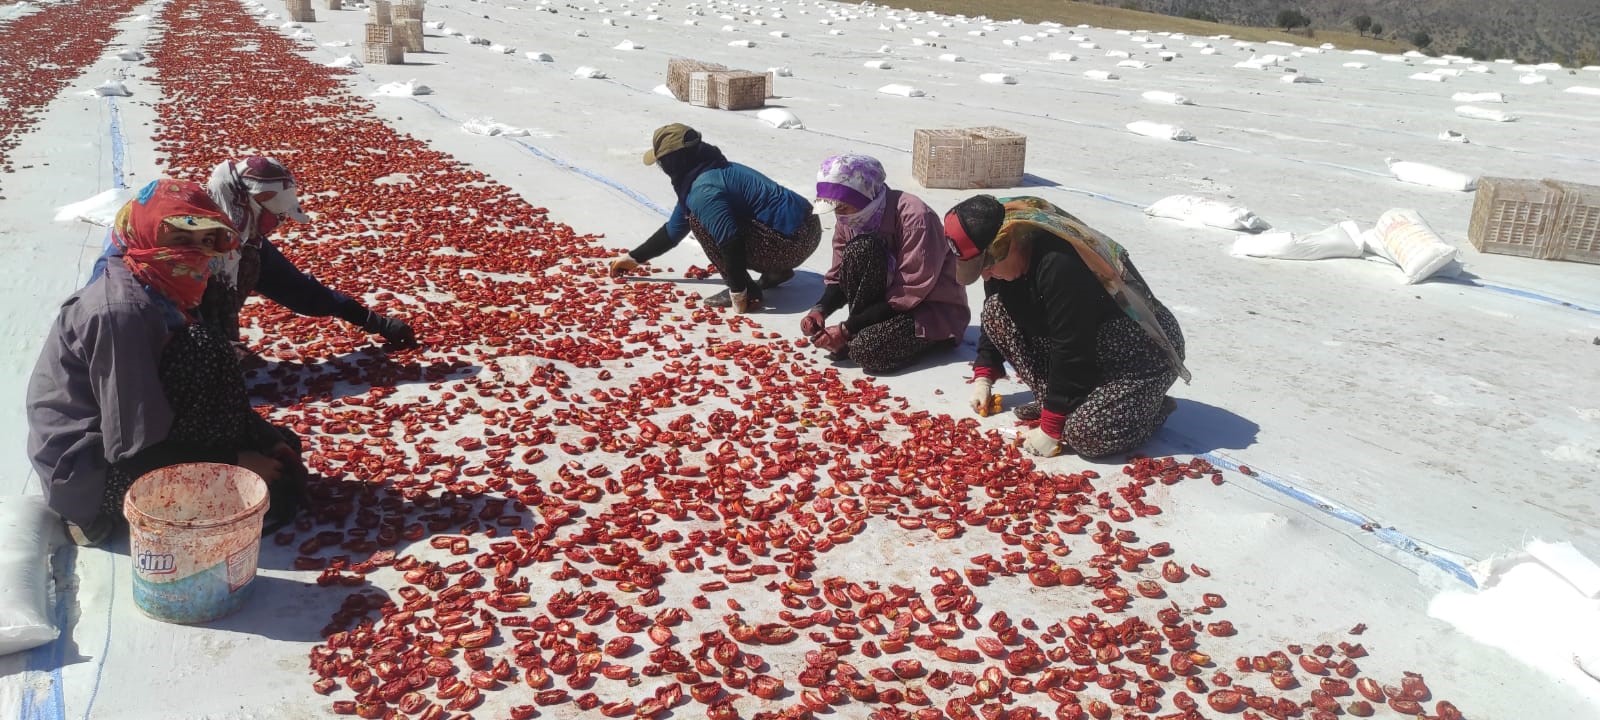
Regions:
[[394, 19, 425, 52], [285, 0, 309, 10], [326, 0, 340, 10], [370, 0, 391, 25], [365, 23, 394, 44], [764, 70, 775, 98], [668, 58, 727, 101], [363, 41, 403, 64], [392, 3, 422, 21], [1467, 177, 1561, 259], [687, 71, 722, 108], [912, 127, 1028, 189], [714, 72, 767, 110], [1548, 180, 1600, 265], [288, 6, 316, 22]]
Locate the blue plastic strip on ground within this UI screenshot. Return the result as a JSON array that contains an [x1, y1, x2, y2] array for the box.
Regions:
[[106, 95, 127, 189], [1182, 444, 1480, 588], [22, 93, 133, 720]]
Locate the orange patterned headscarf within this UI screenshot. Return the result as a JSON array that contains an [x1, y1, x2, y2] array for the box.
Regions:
[[110, 179, 238, 311]]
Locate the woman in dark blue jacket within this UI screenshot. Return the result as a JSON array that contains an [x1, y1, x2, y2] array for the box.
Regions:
[[609, 124, 821, 313]]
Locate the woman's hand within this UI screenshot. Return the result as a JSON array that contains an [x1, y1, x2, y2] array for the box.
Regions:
[[609, 254, 641, 277], [800, 308, 826, 338], [970, 377, 996, 415], [237, 451, 284, 483]]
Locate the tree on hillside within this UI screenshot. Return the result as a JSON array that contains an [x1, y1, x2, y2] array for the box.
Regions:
[[1369, 22, 1384, 38], [1352, 15, 1372, 37], [1276, 9, 1311, 32], [1411, 31, 1433, 49]]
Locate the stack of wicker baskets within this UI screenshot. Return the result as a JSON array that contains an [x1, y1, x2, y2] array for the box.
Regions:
[[667, 58, 769, 111], [1469, 177, 1600, 264], [363, 22, 402, 65], [285, 0, 315, 22]]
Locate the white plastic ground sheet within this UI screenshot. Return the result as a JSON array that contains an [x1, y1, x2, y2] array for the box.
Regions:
[[3, 0, 1600, 718]]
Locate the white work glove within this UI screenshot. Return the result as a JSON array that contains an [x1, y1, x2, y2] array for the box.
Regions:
[[609, 253, 641, 276], [969, 377, 995, 415], [1020, 427, 1062, 458]]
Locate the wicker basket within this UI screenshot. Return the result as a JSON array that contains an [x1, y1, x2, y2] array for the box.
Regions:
[[365, 23, 394, 44], [363, 41, 403, 64], [1548, 180, 1600, 265], [687, 71, 722, 108], [392, 3, 422, 21], [325, 0, 341, 9], [913, 127, 1028, 189], [394, 18, 425, 52], [1467, 177, 1562, 259], [668, 58, 728, 101], [715, 72, 767, 110], [288, 6, 316, 22], [370, 0, 391, 25]]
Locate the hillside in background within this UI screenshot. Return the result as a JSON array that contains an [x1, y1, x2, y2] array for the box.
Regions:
[[891, 0, 1597, 64], [1115, 0, 1599, 65]]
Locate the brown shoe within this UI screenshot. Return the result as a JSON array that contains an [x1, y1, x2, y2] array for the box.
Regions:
[[1012, 400, 1042, 421]]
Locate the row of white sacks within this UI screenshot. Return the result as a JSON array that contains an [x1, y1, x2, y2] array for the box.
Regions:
[[1146, 196, 1463, 285]]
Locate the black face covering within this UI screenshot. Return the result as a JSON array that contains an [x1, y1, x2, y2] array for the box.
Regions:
[[660, 142, 730, 206]]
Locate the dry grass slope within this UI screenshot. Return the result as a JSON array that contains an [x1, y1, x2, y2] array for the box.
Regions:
[[889, 0, 1410, 54]]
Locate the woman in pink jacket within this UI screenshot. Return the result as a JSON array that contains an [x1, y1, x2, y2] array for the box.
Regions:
[[802, 154, 970, 374]]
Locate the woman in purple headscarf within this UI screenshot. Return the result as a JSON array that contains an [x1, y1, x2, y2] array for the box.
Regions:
[[801, 154, 970, 374]]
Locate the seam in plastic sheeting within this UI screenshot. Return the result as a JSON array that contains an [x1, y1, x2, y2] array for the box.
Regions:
[[1166, 436, 1481, 588]]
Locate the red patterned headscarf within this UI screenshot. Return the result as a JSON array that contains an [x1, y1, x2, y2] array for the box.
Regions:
[[110, 179, 238, 311]]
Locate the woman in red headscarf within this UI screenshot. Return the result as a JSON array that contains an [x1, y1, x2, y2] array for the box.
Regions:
[[27, 179, 307, 546]]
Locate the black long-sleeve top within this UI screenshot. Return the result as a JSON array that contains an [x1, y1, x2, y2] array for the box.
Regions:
[[974, 237, 1118, 415]]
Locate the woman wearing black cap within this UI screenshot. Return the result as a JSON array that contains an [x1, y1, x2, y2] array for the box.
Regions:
[[608, 123, 821, 313], [946, 195, 1189, 459]]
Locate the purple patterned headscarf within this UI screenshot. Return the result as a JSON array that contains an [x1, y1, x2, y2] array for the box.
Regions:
[[816, 154, 890, 234]]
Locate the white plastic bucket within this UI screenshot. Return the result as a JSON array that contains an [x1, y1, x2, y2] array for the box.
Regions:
[[123, 463, 269, 624]]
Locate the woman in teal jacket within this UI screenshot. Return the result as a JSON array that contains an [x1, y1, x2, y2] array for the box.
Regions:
[[609, 124, 821, 313]]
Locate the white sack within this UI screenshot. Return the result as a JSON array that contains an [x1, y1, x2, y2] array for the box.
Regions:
[[1565, 86, 1600, 96], [877, 84, 925, 97], [1231, 221, 1364, 260], [327, 55, 362, 68], [756, 108, 804, 129], [1146, 195, 1271, 232], [374, 79, 433, 96], [979, 73, 1017, 85], [573, 66, 607, 78], [116, 50, 145, 61], [462, 117, 528, 136], [1452, 91, 1504, 103], [1526, 540, 1600, 598], [1126, 121, 1194, 141], [1117, 60, 1152, 69], [1083, 70, 1118, 81], [1519, 74, 1550, 84], [54, 187, 136, 226], [93, 80, 132, 96], [1409, 72, 1446, 82], [1281, 74, 1322, 83], [1141, 90, 1192, 105], [1386, 158, 1478, 192], [0, 496, 61, 656], [525, 51, 554, 62], [1367, 209, 1459, 284], [1455, 105, 1517, 122], [1438, 130, 1470, 143]]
